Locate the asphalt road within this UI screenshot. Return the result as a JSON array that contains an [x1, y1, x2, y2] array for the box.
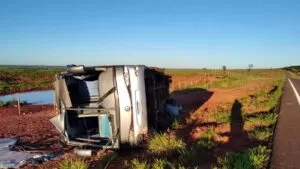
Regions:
[[270, 77, 300, 169]]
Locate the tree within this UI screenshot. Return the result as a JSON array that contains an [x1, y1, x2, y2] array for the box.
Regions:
[[248, 64, 254, 71], [222, 65, 227, 71]]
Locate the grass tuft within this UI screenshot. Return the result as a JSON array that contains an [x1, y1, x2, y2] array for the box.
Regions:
[[131, 159, 149, 169], [148, 132, 185, 154], [179, 146, 202, 166], [152, 159, 168, 169], [130, 158, 168, 169], [216, 146, 270, 169], [59, 159, 88, 169], [247, 113, 278, 127], [172, 118, 183, 129], [212, 111, 231, 124], [196, 127, 216, 150], [248, 127, 272, 141]]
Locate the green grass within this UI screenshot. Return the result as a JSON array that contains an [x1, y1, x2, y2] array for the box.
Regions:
[[288, 71, 300, 79], [216, 146, 270, 169], [197, 138, 215, 150], [59, 159, 88, 169], [246, 113, 278, 127], [134, 129, 215, 168], [212, 111, 231, 124], [213, 74, 284, 169], [196, 127, 216, 150], [0, 67, 63, 95], [130, 158, 168, 169], [284, 66, 300, 79], [166, 69, 270, 77], [177, 127, 216, 167], [251, 79, 284, 109], [171, 118, 183, 129], [200, 127, 215, 140], [167, 69, 281, 90], [152, 159, 168, 169], [205, 74, 261, 89], [148, 132, 185, 154], [131, 159, 149, 169], [178, 165, 199, 169], [0, 99, 29, 107], [174, 128, 216, 167], [248, 128, 272, 141], [178, 146, 203, 167]]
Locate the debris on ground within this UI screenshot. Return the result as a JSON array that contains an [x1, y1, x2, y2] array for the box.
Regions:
[[0, 137, 33, 168]]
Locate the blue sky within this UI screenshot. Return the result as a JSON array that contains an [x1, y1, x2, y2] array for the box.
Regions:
[[0, 0, 299, 68]]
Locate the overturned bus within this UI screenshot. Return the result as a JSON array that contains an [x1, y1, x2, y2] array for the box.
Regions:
[[50, 65, 171, 149]]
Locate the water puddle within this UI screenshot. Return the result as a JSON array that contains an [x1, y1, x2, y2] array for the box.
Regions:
[[0, 90, 54, 105]]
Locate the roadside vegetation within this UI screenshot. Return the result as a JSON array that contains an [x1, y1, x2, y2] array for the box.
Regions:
[[59, 159, 88, 169], [148, 132, 185, 154], [0, 66, 63, 95], [284, 66, 300, 79], [166, 69, 280, 91], [216, 146, 269, 169], [0, 99, 28, 107], [127, 69, 284, 169]]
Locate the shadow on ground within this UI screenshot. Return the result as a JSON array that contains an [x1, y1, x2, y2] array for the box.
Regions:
[[108, 86, 280, 168], [170, 88, 214, 114], [172, 97, 276, 168]]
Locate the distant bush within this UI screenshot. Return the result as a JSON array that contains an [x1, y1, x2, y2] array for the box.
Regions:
[[4, 99, 18, 107], [0, 99, 29, 107], [0, 101, 4, 107]]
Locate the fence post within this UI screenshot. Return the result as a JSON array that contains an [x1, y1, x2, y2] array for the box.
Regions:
[[53, 92, 56, 114], [17, 93, 21, 115]]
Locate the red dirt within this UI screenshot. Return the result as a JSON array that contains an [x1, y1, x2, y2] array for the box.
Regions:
[[200, 80, 274, 111], [0, 105, 73, 169], [0, 105, 120, 169]]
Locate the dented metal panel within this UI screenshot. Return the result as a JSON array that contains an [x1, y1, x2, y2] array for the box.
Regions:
[[51, 65, 171, 149], [116, 66, 132, 144], [128, 66, 148, 145]]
